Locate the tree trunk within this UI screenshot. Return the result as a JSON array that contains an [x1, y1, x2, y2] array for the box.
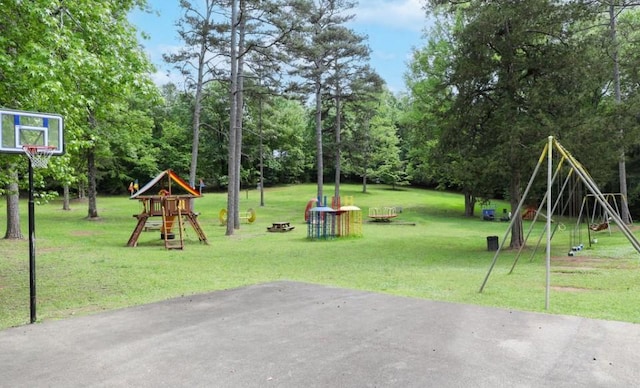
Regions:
[[619, 159, 630, 223], [362, 116, 370, 194], [609, 4, 631, 224], [4, 168, 23, 239], [233, 4, 246, 230], [87, 148, 99, 219], [63, 183, 70, 210], [78, 181, 86, 199], [226, 0, 239, 236], [315, 77, 323, 201], [188, 39, 205, 191], [509, 170, 524, 249], [464, 191, 475, 217], [259, 89, 265, 207]]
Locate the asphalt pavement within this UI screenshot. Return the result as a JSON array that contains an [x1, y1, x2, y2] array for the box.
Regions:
[[1, 281, 639, 387]]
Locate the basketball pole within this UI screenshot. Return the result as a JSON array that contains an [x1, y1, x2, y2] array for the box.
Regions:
[[28, 158, 37, 324]]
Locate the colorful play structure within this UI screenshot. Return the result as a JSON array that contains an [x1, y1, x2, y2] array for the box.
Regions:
[[127, 169, 208, 249], [306, 196, 363, 240]]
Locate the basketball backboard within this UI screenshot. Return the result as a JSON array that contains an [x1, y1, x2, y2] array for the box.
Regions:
[[0, 108, 64, 155]]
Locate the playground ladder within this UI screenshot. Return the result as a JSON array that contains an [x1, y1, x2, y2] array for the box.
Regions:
[[162, 199, 184, 250], [127, 214, 148, 247], [185, 213, 208, 244]]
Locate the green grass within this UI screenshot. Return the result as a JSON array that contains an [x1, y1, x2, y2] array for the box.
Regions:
[[1, 183, 639, 329]]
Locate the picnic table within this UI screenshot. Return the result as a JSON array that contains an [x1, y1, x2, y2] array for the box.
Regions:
[[267, 222, 295, 232]]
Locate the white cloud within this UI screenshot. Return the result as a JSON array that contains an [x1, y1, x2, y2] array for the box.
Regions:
[[149, 69, 184, 87], [354, 0, 426, 31]]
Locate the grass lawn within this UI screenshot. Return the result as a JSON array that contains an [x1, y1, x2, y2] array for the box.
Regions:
[[1, 183, 639, 329]]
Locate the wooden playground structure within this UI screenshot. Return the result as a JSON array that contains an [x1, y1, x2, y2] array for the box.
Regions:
[[127, 170, 208, 249]]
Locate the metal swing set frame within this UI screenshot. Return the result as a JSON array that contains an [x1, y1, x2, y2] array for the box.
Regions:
[[479, 136, 640, 309]]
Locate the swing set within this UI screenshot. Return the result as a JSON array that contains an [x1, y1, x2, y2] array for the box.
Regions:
[[578, 193, 632, 236], [479, 137, 640, 309]]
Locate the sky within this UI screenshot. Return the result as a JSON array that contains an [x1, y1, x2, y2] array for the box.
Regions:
[[129, 0, 430, 93]]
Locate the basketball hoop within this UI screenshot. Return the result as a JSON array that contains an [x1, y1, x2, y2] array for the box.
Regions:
[[23, 145, 56, 169]]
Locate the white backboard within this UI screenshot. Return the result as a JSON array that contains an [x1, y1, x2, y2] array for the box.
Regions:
[[0, 109, 64, 155]]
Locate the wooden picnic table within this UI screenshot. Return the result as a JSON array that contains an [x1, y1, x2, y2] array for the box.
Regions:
[[267, 222, 295, 232]]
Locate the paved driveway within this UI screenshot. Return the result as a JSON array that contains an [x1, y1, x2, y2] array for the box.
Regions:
[[1, 281, 639, 387]]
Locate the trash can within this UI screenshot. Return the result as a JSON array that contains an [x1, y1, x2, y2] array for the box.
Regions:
[[487, 236, 499, 251]]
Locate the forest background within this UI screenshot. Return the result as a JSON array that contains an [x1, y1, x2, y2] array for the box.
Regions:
[[3, 0, 640, 246]]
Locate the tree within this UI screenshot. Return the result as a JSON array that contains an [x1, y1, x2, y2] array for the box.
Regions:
[[242, 54, 288, 205], [366, 94, 411, 191], [0, 1, 66, 238], [226, 0, 240, 235], [245, 96, 310, 185], [55, 0, 157, 219], [4, 169, 22, 239], [153, 84, 195, 175], [342, 90, 405, 193], [165, 0, 228, 189], [613, 7, 640, 215], [412, 19, 505, 216], [285, 0, 359, 200], [95, 97, 160, 194], [1, 2, 77, 232], [342, 98, 377, 193], [403, 17, 455, 189], [322, 25, 375, 199], [193, 81, 233, 188], [425, 0, 602, 248], [598, 1, 640, 224], [224, 0, 306, 234]]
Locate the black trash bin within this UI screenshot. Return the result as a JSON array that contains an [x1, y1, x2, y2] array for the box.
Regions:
[[487, 236, 499, 251]]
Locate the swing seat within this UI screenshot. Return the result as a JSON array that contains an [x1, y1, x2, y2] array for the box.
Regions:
[[590, 222, 609, 232]]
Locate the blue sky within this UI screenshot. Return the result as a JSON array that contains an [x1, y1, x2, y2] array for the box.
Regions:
[[129, 0, 429, 93]]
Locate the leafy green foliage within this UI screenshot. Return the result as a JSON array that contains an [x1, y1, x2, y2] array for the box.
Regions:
[[255, 97, 310, 184], [409, 0, 640, 236], [0, 0, 159, 207], [342, 91, 408, 190]]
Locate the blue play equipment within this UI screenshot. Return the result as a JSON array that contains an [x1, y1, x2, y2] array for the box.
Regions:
[[307, 197, 339, 240]]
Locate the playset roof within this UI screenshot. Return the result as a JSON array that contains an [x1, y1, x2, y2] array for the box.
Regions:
[[130, 169, 201, 199]]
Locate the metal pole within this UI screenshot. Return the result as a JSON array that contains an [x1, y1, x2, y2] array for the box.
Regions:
[[545, 136, 553, 310], [509, 158, 567, 273], [479, 142, 549, 292], [28, 159, 37, 323]]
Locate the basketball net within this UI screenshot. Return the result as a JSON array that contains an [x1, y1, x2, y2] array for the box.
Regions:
[[23, 145, 55, 169]]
